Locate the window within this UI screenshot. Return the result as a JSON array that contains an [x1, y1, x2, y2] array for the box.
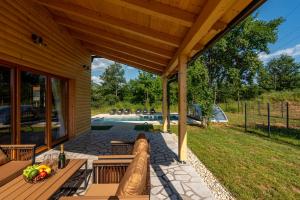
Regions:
[[0, 66, 12, 144]]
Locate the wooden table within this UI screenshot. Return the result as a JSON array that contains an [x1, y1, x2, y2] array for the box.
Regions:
[[0, 159, 87, 200]]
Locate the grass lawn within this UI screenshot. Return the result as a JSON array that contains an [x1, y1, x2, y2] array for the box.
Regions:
[[168, 122, 300, 199]]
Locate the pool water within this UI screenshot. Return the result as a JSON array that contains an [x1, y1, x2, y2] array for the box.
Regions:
[[93, 114, 179, 123]]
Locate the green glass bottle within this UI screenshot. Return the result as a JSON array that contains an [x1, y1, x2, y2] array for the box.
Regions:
[[58, 144, 66, 169]]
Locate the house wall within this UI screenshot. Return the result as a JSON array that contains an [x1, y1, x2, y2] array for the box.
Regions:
[[0, 0, 91, 137]]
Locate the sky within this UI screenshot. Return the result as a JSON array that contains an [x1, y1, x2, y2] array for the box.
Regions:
[[91, 0, 300, 84]]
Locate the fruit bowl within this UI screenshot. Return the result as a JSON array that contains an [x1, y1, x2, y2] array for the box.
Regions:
[[23, 164, 54, 183]]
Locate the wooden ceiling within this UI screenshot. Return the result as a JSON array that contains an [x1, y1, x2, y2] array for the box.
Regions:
[[35, 0, 265, 76]]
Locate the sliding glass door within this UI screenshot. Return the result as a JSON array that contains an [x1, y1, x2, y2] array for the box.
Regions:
[[0, 62, 69, 151], [20, 71, 47, 147], [0, 66, 12, 144]]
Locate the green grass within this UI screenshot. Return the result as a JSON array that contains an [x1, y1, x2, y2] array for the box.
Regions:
[[91, 125, 113, 130], [168, 124, 300, 199]]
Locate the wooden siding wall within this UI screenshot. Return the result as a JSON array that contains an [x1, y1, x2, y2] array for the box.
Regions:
[[0, 0, 91, 137]]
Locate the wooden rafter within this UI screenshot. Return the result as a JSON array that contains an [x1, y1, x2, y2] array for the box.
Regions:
[[89, 49, 163, 75], [107, 0, 195, 27], [164, 0, 237, 76], [36, 0, 182, 47], [84, 42, 165, 72], [54, 16, 174, 59], [70, 31, 168, 67]]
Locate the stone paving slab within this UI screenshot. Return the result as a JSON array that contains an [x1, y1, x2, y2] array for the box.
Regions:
[[36, 123, 215, 200]]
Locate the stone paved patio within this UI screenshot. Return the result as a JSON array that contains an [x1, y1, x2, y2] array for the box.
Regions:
[[36, 123, 214, 200]]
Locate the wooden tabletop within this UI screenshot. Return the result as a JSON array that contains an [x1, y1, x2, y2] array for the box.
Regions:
[[0, 159, 87, 200]]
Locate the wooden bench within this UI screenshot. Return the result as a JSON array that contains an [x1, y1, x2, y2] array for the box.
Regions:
[[60, 152, 150, 200], [0, 144, 35, 187]]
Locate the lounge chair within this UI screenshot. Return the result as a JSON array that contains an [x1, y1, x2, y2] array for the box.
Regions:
[[135, 108, 142, 115], [117, 109, 124, 115], [150, 108, 156, 114], [124, 108, 131, 115], [60, 151, 150, 200], [110, 109, 117, 115], [0, 144, 35, 186], [142, 108, 148, 115]]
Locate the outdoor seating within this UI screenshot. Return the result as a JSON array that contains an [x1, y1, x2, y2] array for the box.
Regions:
[[0, 144, 35, 187], [117, 108, 124, 115], [143, 108, 148, 115], [110, 109, 117, 115], [150, 108, 156, 114], [124, 108, 131, 115], [135, 108, 142, 114], [107, 133, 149, 156], [60, 151, 150, 200]]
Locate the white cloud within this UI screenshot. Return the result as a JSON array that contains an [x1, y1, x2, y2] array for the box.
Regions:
[[258, 44, 300, 63], [92, 58, 114, 71], [91, 76, 102, 84]]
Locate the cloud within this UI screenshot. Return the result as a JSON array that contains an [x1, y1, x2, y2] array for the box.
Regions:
[[258, 44, 300, 63], [92, 58, 114, 71], [91, 76, 102, 84]]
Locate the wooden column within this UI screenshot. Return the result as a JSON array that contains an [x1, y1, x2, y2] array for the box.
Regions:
[[178, 54, 187, 161], [162, 76, 168, 133]]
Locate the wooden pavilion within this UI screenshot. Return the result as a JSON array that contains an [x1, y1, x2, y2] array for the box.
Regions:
[[0, 0, 264, 160]]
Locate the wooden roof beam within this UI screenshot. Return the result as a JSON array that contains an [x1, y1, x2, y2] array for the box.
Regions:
[[164, 0, 236, 77], [83, 42, 165, 72], [89, 49, 163, 75], [108, 0, 195, 27], [70, 31, 168, 67], [54, 16, 173, 59], [36, 0, 182, 47]]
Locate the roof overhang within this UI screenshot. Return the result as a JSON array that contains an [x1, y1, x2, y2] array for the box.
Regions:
[[35, 0, 266, 76]]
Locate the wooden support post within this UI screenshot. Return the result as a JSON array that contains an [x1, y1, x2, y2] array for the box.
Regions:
[[178, 54, 187, 162], [162, 76, 168, 133]]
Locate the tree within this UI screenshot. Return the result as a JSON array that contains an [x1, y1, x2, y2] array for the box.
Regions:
[[188, 60, 214, 126], [125, 71, 162, 107], [260, 54, 300, 91], [100, 62, 126, 103], [200, 15, 284, 102]]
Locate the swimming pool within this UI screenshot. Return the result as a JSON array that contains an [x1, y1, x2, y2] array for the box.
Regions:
[[92, 114, 179, 123]]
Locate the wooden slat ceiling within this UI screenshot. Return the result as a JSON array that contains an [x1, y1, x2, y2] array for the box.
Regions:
[[35, 0, 265, 76]]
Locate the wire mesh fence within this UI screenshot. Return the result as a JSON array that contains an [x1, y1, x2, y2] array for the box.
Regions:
[[221, 100, 300, 140]]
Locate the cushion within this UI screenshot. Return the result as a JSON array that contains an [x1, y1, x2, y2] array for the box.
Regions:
[[0, 149, 8, 166], [0, 160, 31, 187], [136, 133, 146, 140], [85, 184, 119, 196], [132, 138, 148, 155], [116, 151, 148, 196]]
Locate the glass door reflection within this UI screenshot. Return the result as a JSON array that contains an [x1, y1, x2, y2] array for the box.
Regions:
[[0, 66, 12, 144], [51, 78, 67, 141], [20, 71, 46, 147]]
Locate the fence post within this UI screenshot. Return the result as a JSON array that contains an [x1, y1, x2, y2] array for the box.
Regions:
[[286, 102, 289, 129], [281, 101, 284, 118], [267, 103, 270, 137], [244, 102, 247, 132]]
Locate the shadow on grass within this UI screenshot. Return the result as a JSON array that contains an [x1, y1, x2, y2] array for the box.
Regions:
[[230, 124, 300, 148]]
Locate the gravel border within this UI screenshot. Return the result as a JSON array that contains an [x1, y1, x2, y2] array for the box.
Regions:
[[171, 133, 235, 200]]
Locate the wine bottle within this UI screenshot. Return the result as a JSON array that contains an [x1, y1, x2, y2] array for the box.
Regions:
[[58, 144, 66, 169]]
